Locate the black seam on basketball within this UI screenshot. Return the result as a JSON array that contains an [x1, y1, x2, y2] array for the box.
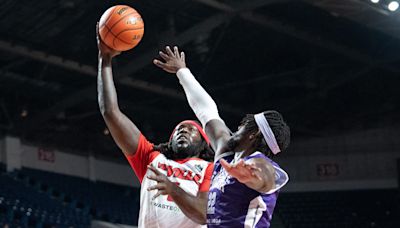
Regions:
[[112, 35, 117, 50], [114, 27, 144, 43], [105, 6, 118, 25], [113, 35, 132, 46], [105, 25, 117, 37], [100, 24, 114, 49], [105, 25, 122, 40], [106, 25, 143, 37], [108, 11, 139, 35], [107, 27, 143, 45], [102, 6, 118, 40], [103, 25, 111, 41]]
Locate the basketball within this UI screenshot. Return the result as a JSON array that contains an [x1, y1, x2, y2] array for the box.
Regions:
[[99, 5, 144, 51]]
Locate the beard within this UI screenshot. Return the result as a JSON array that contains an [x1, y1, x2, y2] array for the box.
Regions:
[[226, 136, 240, 151], [171, 140, 201, 159]]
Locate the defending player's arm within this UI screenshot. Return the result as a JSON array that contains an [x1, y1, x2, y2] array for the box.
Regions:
[[153, 46, 230, 157], [220, 158, 276, 193], [147, 165, 210, 225], [96, 23, 141, 156]]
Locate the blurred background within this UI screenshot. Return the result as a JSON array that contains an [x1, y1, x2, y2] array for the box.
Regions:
[[0, 0, 400, 227]]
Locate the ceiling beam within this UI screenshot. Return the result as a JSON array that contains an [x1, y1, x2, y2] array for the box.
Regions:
[[0, 40, 96, 76], [11, 13, 243, 134], [303, 0, 400, 39], [194, 0, 400, 74], [194, 0, 400, 116], [210, 67, 310, 91], [195, 0, 292, 12], [0, 70, 61, 91], [282, 66, 373, 113], [118, 13, 230, 76]]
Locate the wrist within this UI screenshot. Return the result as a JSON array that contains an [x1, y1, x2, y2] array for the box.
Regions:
[[243, 176, 264, 189], [99, 54, 113, 65], [168, 182, 181, 197], [176, 67, 190, 78]]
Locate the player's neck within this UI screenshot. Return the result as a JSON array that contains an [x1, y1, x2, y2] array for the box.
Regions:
[[240, 147, 257, 158]]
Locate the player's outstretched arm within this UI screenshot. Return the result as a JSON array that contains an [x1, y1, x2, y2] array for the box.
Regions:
[[153, 46, 230, 157], [220, 158, 276, 193], [96, 23, 140, 156]]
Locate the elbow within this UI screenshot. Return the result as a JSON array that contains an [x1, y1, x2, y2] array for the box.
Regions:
[[184, 206, 207, 225], [264, 182, 275, 193], [100, 107, 120, 120], [259, 179, 275, 193], [98, 99, 119, 118], [98, 95, 119, 118], [199, 213, 207, 225], [193, 213, 207, 225]]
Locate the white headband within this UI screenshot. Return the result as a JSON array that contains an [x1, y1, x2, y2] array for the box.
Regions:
[[254, 113, 281, 155]]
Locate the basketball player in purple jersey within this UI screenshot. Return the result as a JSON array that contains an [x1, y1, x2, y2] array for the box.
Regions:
[[154, 46, 291, 227]]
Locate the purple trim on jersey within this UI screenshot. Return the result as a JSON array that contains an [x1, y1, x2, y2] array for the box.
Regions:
[[206, 152, 284, 228]]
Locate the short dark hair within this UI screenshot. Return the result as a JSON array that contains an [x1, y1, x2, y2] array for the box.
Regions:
[[240, 110, 290, 157]]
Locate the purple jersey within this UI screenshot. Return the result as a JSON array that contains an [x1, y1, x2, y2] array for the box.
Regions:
[[206, 151, 289, 228]]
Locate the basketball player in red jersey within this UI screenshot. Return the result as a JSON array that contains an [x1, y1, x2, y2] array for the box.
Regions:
[[96, 24, 213, 227]]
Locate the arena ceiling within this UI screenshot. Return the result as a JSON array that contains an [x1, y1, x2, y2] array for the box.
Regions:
[[1, 0, 400, 159]]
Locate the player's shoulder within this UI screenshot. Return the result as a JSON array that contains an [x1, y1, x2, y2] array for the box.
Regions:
[[246, 151, 288, 182], [247, 152, 289, 195], [246, 151, 279, 167]]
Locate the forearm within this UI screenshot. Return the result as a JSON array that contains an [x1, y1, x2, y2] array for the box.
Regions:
[[245, 178, 271, 193], [97, 55, 140, 155], [244, 159, 275, 193], [169, 186, 207, 224], [176, 68, 220, 127], [97, 55, 120, 115]]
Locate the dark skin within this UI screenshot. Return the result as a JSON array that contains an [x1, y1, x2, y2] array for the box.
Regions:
[[147, 165, 208, 224], [96, 23, 138, 156], [170, 122, 202, 159], [154, 46, 276, 193], [96, 24, 208, 225]]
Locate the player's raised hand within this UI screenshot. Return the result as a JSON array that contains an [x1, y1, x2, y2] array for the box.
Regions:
[[96, 22, 121, 59], [220, 159, 262, 184], [146, 165, 176, 200], [153, 46, 186, 73]]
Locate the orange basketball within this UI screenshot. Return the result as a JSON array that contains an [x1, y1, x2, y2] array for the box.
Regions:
[[99, 5, 144, 51]]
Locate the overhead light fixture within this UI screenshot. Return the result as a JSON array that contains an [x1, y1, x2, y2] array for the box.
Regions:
[[388, 1, 399, 11], [367, 0, 400, 12]]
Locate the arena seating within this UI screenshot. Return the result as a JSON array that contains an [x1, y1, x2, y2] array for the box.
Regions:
[[18, 168, 140, 225], [0, 166, 139, 227], [0, 172, 90, 227], [2, 162, 399, 228], [276, 189, 400, 228]]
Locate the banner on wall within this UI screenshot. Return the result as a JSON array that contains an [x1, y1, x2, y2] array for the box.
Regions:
[[316, 163, 339, 178], [38, 148, 55, 163]]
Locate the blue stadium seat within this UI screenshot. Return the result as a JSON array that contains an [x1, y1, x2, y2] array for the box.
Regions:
[[276, 189, 400, 228], [0, 167, 140, 226]]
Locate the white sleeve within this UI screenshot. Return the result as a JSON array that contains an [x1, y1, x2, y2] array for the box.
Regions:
[[176, 68, 223, 127]]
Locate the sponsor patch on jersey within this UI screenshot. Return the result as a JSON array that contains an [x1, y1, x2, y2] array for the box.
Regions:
[[195, 164, 204, 172]]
